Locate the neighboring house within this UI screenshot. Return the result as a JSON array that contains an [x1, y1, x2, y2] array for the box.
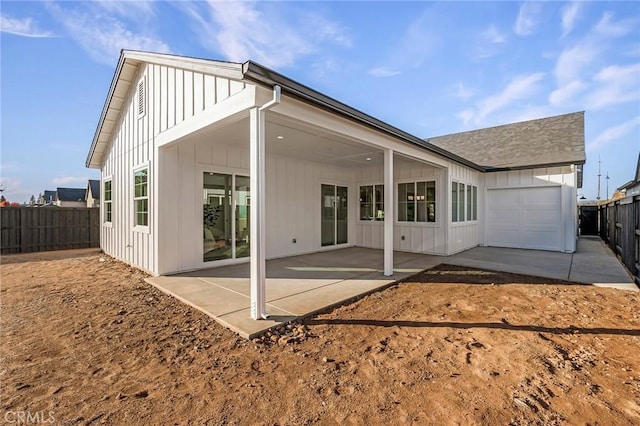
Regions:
[[616, 153, 640, 197], [86, 179, 101, 207], [86, 50, 585, 319], [56, 187, 87, 208], [37, 190, 57, 205]]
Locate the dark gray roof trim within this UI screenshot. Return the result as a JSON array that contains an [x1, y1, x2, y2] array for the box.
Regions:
[[242, 61, 484, 172]]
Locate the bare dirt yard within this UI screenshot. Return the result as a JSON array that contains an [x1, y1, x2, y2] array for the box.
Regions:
[[1, 250, 639, 425]]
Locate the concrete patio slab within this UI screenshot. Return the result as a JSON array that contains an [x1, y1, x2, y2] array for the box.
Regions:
[[145, 238, 637, 339]]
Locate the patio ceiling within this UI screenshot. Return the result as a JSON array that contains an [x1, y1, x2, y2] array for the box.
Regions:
[[187, 112, 433, 169]]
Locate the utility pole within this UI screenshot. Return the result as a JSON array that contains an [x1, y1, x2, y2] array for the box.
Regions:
[[606, 172, 610, 200], [596, 158, 601, 201]]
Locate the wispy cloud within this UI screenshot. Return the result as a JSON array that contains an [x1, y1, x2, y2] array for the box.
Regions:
[[549, 80, 586, 106], [483, 25, 506, 44], [177, 1, 350, 69], [588, 116, 640, 151], [553, 42, 598, 84], [586, 63, 640, 109], [46, 2, 170, 66], [52, 176, 89, 186], [453, 82, 474, 100], [92, 0, 156, 17], [0, 14, 54, 38], [473, 25, 507, 59], [514, 2, 542, 36], [561, 2, 581, 37], [459, 72, 546, 125], [368, 67, 401, 78], [369, 7, 442, 77], [594, 12, 638, 38]]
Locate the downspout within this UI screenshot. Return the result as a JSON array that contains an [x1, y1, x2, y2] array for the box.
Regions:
[[250, 85, 281, 320]]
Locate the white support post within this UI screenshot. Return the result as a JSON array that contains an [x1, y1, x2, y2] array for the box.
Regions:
[[384, 149, 394, 276], [249, 107, 267, 319]]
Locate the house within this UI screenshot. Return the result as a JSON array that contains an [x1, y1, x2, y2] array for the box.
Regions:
[[38, 190, 57, 205], [616, 153, 640, 198], [55, 187, 86, 207], [86, 179, 101, 208], [86, 50, 585, 320]]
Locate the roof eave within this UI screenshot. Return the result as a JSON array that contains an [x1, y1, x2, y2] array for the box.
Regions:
[[242, 61, 485, 172], [86, 51, 127, 169], [484, 159, 586, 173]]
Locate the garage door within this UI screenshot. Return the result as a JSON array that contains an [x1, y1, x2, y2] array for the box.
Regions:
[[486, 187, 562, 251]]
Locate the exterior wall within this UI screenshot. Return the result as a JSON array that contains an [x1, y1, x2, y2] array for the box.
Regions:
[[355, 161, 448, 255], [157, 137, 354, 274], [100, 62, 247, 274], [86, 192, 99, 208], [447, 162, 483, 254], [57, 200, 87, 208], [482, 166, 577, 252]]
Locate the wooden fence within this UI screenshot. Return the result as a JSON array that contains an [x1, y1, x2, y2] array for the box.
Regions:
[[599, 195, 640, 285], [1, 207, 100, 254]]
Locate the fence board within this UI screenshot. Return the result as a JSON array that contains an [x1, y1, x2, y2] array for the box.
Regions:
[[1, 207, 100, 254], [599, 196, 639, 285]]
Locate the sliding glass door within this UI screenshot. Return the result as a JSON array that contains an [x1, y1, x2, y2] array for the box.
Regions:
[[203, 172, 249, 262], [321, 184, 348, 247]]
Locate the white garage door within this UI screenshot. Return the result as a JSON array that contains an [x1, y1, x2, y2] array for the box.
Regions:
[[486, 186, 563, 251]]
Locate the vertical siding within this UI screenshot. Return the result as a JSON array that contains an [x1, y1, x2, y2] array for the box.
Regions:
[[483, 166, 577, 252], [354, 160, 448, 255], [448, 162, 483, 254], [100, 62, 247, 275]]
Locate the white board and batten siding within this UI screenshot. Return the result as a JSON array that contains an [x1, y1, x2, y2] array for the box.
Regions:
[[157, 137, 355, 275], [483, 167, 577, 253], [101, 62, 246, 275], [355, 160, 448, 255], [448, 163, 482, 254]]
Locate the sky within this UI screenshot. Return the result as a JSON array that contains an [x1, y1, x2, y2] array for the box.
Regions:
[[1, 1, 639, 203]]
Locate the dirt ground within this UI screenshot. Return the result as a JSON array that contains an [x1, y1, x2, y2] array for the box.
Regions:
[[1, 249, 639, 425]]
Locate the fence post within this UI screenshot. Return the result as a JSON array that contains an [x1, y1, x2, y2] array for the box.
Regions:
[[20, 208, 27, 253]]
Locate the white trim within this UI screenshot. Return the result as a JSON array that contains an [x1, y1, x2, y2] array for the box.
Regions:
[[102, 175, 113, 226], [319, 180, 351, 249], [395, 179, 438, 225], [357, 183, 385, 222], [132, 161, 150, 232], [198, 166, 251, 269], [384, 149, 394, 276], [156, 86, 256, 148]]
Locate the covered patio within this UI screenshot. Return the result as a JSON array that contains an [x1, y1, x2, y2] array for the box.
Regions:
[[147, 248, 441, 338], [145, 238, 635, 338]]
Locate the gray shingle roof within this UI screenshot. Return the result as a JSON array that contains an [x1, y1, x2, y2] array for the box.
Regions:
[[57, 187, 86, 202], [88, 179, 100, 198], [425, 112, 586, 170], [43, 190, 56, 203]]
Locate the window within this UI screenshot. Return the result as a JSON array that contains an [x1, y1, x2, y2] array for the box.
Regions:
[[321, 185, 348, 246], [398, 181, 436, 223], [134, 168, 148, 227], [359, 184, 384, 221], [451, 183, 458, 222], [452, 181, 478, 223], [104, 179, 112, 223]]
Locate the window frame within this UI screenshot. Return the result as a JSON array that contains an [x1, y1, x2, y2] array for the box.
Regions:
[[103, 177, 113, 226], [397, 180, 436, 224], [452, 180, 478, 224], [133, 164, 150, 231], [359, 184, 385, 221]]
